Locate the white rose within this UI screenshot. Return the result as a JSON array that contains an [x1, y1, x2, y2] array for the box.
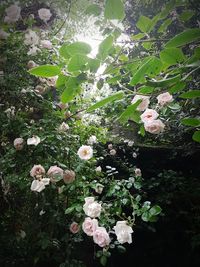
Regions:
[[134, 168, 142, 177], [13, 138, 24, 150], [83, 197, 102, 218], [95, 166, 102, 172], [40, 40, 53, 49], [157, 92, 173, 106], [58, 122, 69, 132], [95, 184, 104, 194], [131, 95, 150, 111], [144, 119, 165, 134], [140, 108, 159, 123], [27, 46, 41, 56], [30, 178, 50, 193], [93, 227, 111, 247], [27, 136, 41, 146], [0, 29, 9, 39], [114, 221, 133, 244], [77, 145, 93, 160], [87, 135, 97, 145], [38, 8, 52, 23], [4, 4, 21, 23], [24, 30, 39, 46], [82, 217, 98, 236]]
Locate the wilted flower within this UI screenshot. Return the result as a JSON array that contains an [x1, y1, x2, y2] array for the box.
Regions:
[[93, 227, 111, 247], [144, 119, 165, 134], [77, 145, 93, 160], [110, 149, 116, 156], [58, 122, 69, 132], [87, 135, 97, 145], [30, 164, 45, 178], [82, 217, 98, 236], [114, 221, 133, 244], [47, 166, 64, 182], [70, 222, 80, 234], [131, 95, 150, 111], [24, 30, 39, 46], [4, 4, 21, 23], [13, 138, 24, 150], [140, 109, 159, 123], [38, 8, 52, 23], [35, 85, 46, 94], [27, 136, 41, 146], [83, 197, 102, 218], [63, 170, 75, 184], [157, 92, 173, 106]]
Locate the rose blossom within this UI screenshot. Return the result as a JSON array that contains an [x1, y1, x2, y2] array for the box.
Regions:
[[144, 119, 165, 134], [96, 166, 102, 172], [87, 135, 97, 145], [27, 46, 41, 56], [63, 170, 75, 184], [47, 166, 64, 181], [30, 164, 45, 178], [46, 76, 58, 87], [30, 178, 50, 193], [27, 60, 37, 69], [140, 109, 159, 123], [95, 184, 104, 194], [35, 85, 46, 94], [131, 95, 150, 111], [38, 8, 52, 23], [110, 149, 116, 156], [77, 145, 93, 160], [83, 197, 102, 218], [108, 144, 113, 150], [40, 40, 53, 49], [93, 227, 111, 247], [82, 217, 98, 236], [58, 122, 69, 132], [0, 29, 9, 39], [114, 221, 133, 244], [27, 136, 41, 146], [134, 168, 142, 177], [4, 4, 21, 23], [157, 92, 173, 106], [70, 222, 80, 234], [24, 30, 39, 46], [13, 138, 24, 150]]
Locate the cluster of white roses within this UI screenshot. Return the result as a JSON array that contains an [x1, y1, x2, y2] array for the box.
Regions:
[[13, 136, 41, 150], [131, 92, 173, 134], [82, 197, 133, 248], [30, 164, 76, 192]]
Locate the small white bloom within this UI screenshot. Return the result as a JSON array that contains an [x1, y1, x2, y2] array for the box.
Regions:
[[83, 197, 102, 218], [132, 152, 137, 158], [58, 122, 69, 132], [24, 30, 39, 46], [110, 149, 116, 156], [114, 221, 133, 244], [88, 135, 97, 145], [128, 141, 134, 147], [40, 40, 53, 49], [77, 145, 93, 160], [95, 184, 104, 194], [30, 180, 45, 192], [13, 138, 24, 151], [96, 166, 102, 172], [38, 8, 52, 23], [27, 46, 41, 56], [39, 210, 46, 216], [4, 4, 21, 23], [27, 136, 41, 146]]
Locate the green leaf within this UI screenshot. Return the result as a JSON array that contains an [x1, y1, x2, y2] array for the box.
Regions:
[[136, 15, 156, 33], [29, 65, 61, 77], [131, 33, 146, 40], [85, 4, 102, 16], [138, 86, 154, 94], [65, 206, 75, 214], [169, 81, 186, 93], [149, 205, 162, 216], [158, 18, 172, 33], [64, 42, 91, 56], [87, 91, 124, 112], [97, 35, 114, 60], [179, 10, 194, 22], [130, 57, 153, 85], [100, 255, 107, 266], [56, 74, 67, 89], [160, 47, 185, 66], [67, 54, 88, 72], [165, 28, 200, 47], [104, 0, 125, 20], [181, 118, 200, 127], [192, 131, 200, 143], [146, 74, 181, 87], [88, 58, 100, 72], [179, 90, 200, 99], [118, 100, 142, 123], [59, 44, 71, 59], [61, 77, 81, 103]]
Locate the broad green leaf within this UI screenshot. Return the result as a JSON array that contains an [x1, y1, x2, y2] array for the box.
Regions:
[[61, 77, 80, 103], [130, 57, 153, 85], [160, 47, 185, 65], [169, 81, 186, 93], [100, 255, 107, 266], [146, 74, 181, 87], [131, 33, 146, 40], [64, 42, 91, 56], [67, 54, 88, 72], [59, 44, 71, 59], [107, 75, 121, 85], [104, 0, 125, 20], [142, 42, 153, 50], [159, 1, 175, 19], [85, 4, 102, 16], [192, 131, 200, 143], [56, 74, 68, 89], [158, 18, 172, 33], [88, 58, 100, 72], [181, 118, 200, 127], [149, 205, 162, 216], [165, 28, 200, 47], [136, 15, 157, 33], [179, 10, 194, 22], [65, 206, 75, 214], [87, 91, 124, 112], [180, 90, 200, 99], [118, 100, 142, 123], [138, 86, 154, 94], [97, 35, 114, 60], [29, 65, 61, 77]]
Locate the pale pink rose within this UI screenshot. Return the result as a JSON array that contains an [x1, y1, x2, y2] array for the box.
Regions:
[[30, 178, 50, 193], [131, 95, 150, 111], [38, 8, 52, 23], [83, 197, 102, 218], [144, 119, 165, 134], [110, 149, 116, 156], [140, 109, 159, 123], [108, 144, 113, 150], [114, 221, 133, 244], [47, 166, 64, 181], [77, 145, 93, 160], [93, 227, 111, 247], [0, 29, 9, 39], [157, 92, 173, 106], [82, 217, 98, 236], [40, 40, 52, 49], [70, 222, 80, 234], [27, 60, 38, 69], [13, 138, 24, 150], [24, 30, 39, 46], [95, 184, 104, 194], [4, 4, 21, 23], [46, 76, 58, 87], [30, 164, 45, 178], [134, 168, 142, 177], [63, 170, 75, 184]]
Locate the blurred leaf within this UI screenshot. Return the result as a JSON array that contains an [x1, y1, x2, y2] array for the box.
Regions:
[[29, 65, 61, 77], [63, 42, 91, 56], [85, 4, 102, 16], [180, 90, 200, 99], [67, 54, 88, 72], [160, 47, 185, 65], [181, 118, 200, 127], [149, 205, 162, 216], [158, 18, 172, 33], [192, 131, 200, 143], [179, 10, 194, 22], [104, 0, 125, 20], [97, 35, 114, 60], [118, 100, 142, 123]]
